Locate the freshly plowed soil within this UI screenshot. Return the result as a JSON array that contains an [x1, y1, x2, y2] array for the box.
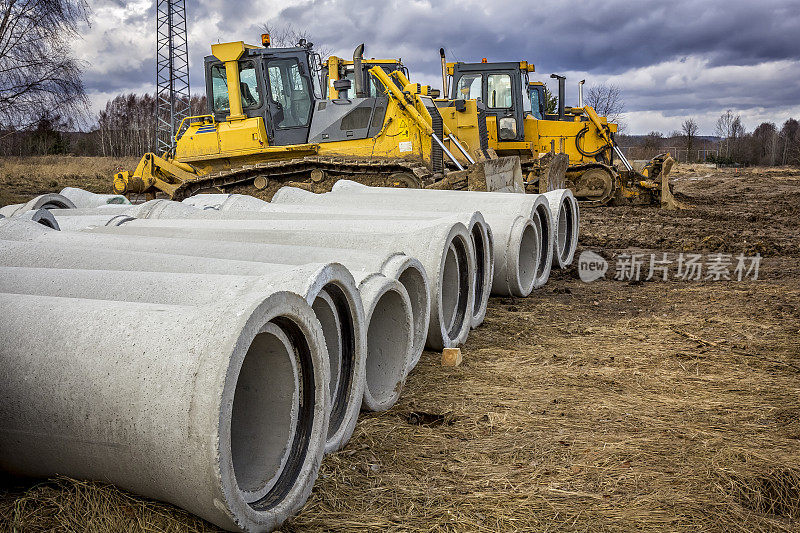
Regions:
[[1, 162, 798, 532]]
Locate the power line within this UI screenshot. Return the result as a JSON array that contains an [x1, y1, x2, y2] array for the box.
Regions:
[[155, 0, 190, 155]]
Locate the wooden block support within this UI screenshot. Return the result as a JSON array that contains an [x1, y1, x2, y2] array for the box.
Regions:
[[441, 348, 462, 367]]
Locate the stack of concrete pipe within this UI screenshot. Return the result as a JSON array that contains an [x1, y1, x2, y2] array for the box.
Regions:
[[52, 204, 476, 353], [0, 193, 75, 229], [0, 216, 333, 531], [0, 184, 580, 532], [270, 179, 579, 279]]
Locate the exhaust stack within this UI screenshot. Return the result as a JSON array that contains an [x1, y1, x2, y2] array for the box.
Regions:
[[353, 43, 366, 98], [578, 79, 585, 107], [440, 48, 448, 97], [550, 74, 566, 120]]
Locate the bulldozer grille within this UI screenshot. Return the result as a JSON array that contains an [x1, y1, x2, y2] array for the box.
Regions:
[[423, 101, 445, 174], [477, 108, 490, 153]]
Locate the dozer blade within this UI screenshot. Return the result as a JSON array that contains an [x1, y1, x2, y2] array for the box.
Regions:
[[657, 156, 687, 210], [475, 156, 524, 193], [425, 156, 524, 192], [537, 152, 569, 193]]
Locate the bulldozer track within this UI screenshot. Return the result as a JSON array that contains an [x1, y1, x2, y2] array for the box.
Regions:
[[174, 156, 433, 199], [522, 160, 618, 207], [564, 162, 618, 207]]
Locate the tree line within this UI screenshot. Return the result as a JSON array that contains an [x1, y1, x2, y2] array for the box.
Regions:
[[0, 94, 207, 157], [3, 89, 800, 170], [619, 111, 800, 166]]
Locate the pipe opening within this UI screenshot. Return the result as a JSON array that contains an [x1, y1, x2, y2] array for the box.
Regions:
[[248, 316, 316, 511], [562, 200, 575, 264], [444, 236, 470, 339], [365, 288, 409, 407], [518, 222, 539, 293], [535, 205, 551, 278], [231, 327, 298, 498], [36, 216, 58, 229], [320, 283, 356, 441], [557, 202, 568, 261], [470, 224, 486, 317], [397, 265, 427, 357], [440, 245, 459, 333], [311, 291, 342, 402]]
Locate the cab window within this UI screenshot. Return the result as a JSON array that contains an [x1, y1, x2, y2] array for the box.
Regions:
[[528, 87, 543, 119], [487, 73, 512, 108], [455, 73, 482, 101], [266, 58, 312, 128], [340, 67, 389, 99], [211, 61, 261, 112], [239, 61, 261, 109], [211, 64, 229, 112]]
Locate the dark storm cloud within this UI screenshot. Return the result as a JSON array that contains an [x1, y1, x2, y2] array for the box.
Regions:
[[270, 0, 800, 74], [78, 0, 800, 132]]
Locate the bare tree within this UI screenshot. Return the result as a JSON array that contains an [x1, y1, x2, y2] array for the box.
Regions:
[[260, 23, 332, 58], [780, 118, 800, 166], [0, 0, 89, 130], [585, 83, 624, 124], [642, 130, 663, 156], [681, 118, 699, 160], [96, 93, 207, 157], [715, 109, 740, 158]]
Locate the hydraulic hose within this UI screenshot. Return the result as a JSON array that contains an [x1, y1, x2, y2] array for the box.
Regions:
[[575, 125, 610, 158]]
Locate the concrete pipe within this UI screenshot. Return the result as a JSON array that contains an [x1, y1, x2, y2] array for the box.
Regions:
[[0, 193, 76, 218], [0, 286, 328, 532], [320, 181, 554, 289], [182, 193, 267, 211], [272, 186, 547, 295], [0, 223, 368, 452], [72, 216, 474, 351], [482, 214, 539, 297], [11, 209, 60, 230], [59, 187, 131, 207], [543, 189, 579, 268], [354, 273, 414, 410], [93, 198, 486, 331], [30, 211, 432, 373], [51, 213, 135, 230]]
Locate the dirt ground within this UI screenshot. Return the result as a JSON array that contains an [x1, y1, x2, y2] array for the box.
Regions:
[[1, 160, 798, 532]]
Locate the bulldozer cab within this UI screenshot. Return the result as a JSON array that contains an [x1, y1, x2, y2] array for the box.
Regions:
[[202, 40, 397, 149], [205, 40, 324, 146], [448, 61, 534, 143]]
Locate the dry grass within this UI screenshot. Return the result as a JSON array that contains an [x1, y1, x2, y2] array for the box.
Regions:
[[281, 278, 799, 532], [0, 477, 216, 532], [1, 163, 799, 532], [0, 155, 137, 207]]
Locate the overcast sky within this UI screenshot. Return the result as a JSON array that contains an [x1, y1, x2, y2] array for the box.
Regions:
[[74, 0, 800, 135]]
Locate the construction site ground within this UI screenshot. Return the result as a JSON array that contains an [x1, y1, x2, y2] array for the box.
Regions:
[[1, 158, 798, 532]]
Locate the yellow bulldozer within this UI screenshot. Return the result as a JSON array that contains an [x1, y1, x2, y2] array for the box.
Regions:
[[318, 47, 679, 207], [441, 55, 679, 207], [319, 46, 524, 192], [113, 37, 521, 200]]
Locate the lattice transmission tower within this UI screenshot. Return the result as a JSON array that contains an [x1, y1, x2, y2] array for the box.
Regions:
[[155, 0, 190, 155]]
